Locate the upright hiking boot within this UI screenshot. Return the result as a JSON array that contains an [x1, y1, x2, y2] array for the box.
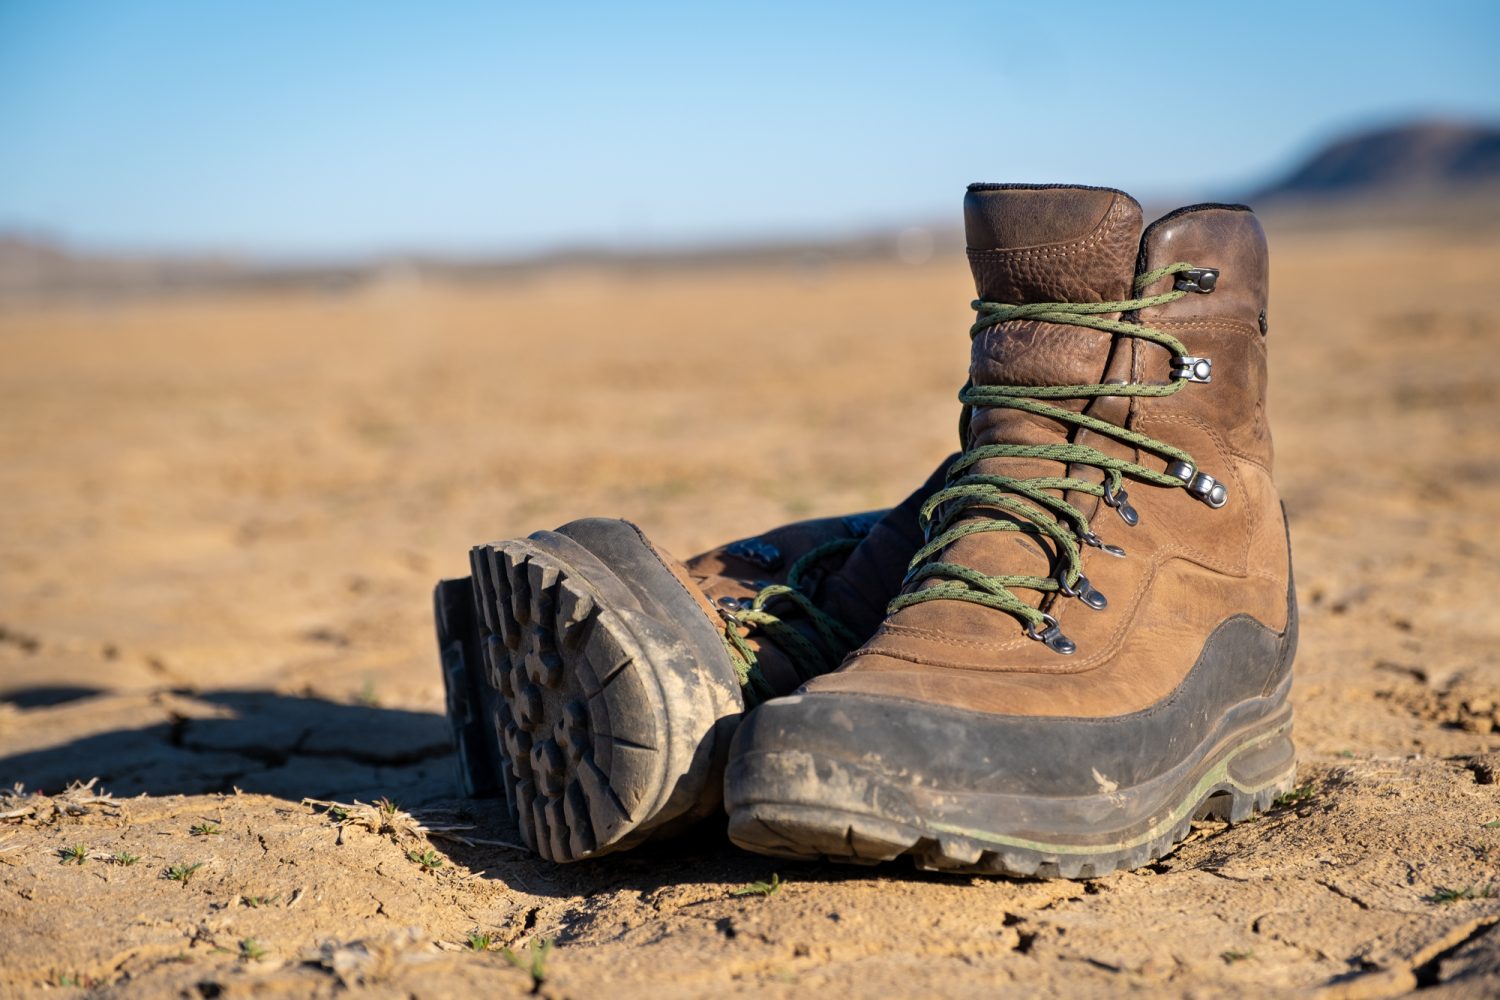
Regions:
[[726, 185, 1298, 878], [434, 460, 949, 861]]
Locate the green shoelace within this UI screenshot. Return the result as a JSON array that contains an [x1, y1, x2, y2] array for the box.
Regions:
[[889, 261, 1219, 647], [720, 537, 862, 704]]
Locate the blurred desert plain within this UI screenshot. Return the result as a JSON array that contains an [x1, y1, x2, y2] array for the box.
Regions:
[[3, 124, 1500, 995]]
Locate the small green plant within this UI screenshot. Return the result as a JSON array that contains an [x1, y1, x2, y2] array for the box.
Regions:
[[1429, 884, 1496, 904], [60, 843, 89, 865], [1482, 819, 1500, 828], [1273, 784, 1315, 807], [113, 850, 140, 866], [328, 805, 350, 822], [190, 821, 221, 837], [408, 847, 444, 872], [730, 873, 783, 897], [466, 931, 493, 952], [1221, 949, 1254, 963], [239, 938, 266, 962], [166, 861, 205, 884], [502, 937, 553, 992], [243, 894, 279, 908], [373, 791, 399, 827], [358, 677, 380, 706]]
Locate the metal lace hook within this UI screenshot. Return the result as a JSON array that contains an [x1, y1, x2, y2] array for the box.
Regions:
[[1102, 480, 1140, 526], [1025, 613, 1076, 655], [1057, 573, 1108, 611], [1081, 532, 1127, 558]]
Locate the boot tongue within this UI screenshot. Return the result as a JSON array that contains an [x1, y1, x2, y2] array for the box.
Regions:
[[961, 183, 1143, 443], [912, 185, 1145, 614]]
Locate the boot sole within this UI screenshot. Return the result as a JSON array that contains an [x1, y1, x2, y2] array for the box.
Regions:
[[433, 577, 502, 797], [468, 522, 743, 861], [726, 684, 1296, 879]]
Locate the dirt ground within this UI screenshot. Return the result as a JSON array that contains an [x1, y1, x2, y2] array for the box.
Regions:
[[2, 214, 1498, 997]]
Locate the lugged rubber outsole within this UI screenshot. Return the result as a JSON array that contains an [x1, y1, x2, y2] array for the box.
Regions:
[[468, 532, 740, 862], [727, 713, 1297, 879]]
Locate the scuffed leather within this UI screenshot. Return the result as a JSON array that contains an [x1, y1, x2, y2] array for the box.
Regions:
[[814, 191, 1294, 719], [671, 458, 953, 697]]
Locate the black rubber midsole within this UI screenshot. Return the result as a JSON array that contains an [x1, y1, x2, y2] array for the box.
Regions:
[[727, 676, 1294, 856]]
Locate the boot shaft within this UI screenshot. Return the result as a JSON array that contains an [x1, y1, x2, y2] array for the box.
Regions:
[[825, 183, 1292, 701], [961, 185, 1273, 474]]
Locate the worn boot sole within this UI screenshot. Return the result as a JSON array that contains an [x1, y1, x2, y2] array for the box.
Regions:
[[434, 577, 503, 798], [726, 676, 1296, 879], [728, 564, 1300, 879], [467, 520, 744, 861]]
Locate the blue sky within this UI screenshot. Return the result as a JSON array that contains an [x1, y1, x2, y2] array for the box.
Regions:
[[2, 1, 1497, 259]]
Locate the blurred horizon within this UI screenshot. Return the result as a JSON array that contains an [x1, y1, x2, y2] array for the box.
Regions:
[[3, 0, 1499, 262]]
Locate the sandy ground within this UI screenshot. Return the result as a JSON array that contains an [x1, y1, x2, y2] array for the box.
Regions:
[[2, 217, 1498, 997]]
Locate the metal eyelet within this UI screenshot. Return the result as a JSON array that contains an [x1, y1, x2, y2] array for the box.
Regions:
[[724, 538, 783, 571], [1165, 460, 1195, 484], [1166, 461, 1228, 508], [1082, 532, 1127, 558], [1187, 472, 1229, 508], [1102, 482, 1139, 526], [1058, 573, 1108, 610], [1170, 355, 1213, 383], [716, 596, 759, 622], [1174, 267, 1219, 293], [1025, 614, 1076, 655]]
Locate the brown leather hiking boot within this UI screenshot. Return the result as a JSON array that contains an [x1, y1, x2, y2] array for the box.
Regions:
[[726, 185, 1298, 878], [434, 459, 950, 861]]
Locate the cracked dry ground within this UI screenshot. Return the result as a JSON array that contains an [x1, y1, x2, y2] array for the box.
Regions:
[[3, 215, 1499, 997]]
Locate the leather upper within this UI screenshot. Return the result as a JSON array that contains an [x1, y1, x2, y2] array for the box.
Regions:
[[807, 187, 1292, 719], [674, 459, 951, 696]]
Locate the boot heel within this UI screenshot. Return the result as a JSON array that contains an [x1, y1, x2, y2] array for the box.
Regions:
[[469, 528, 741, 862]]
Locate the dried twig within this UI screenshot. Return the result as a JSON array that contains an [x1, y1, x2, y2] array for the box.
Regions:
[[2, 778, 118, 824]]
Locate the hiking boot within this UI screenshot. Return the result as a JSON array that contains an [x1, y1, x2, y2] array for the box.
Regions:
[[434, 460, 950, 861], [726, 185, 1298, 878]]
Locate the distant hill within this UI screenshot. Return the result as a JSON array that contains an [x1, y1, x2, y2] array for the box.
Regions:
[[1251, 120, 1500, 204]]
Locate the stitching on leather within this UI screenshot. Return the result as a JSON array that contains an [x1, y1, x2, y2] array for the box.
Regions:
[[866, 536, 1290, 682], [1230, 451, 1273, 477], [1131, 411, 1249, 573], [1152, 318, 1264, 338], [966, 197, 1125, 263], [871, 554, 1164, 671], [827, 615, 1293, 727]]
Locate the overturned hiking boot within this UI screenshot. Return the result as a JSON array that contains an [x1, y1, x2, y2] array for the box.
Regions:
[[435, 463, 948, 861], [726, 185, 1298, 878]]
